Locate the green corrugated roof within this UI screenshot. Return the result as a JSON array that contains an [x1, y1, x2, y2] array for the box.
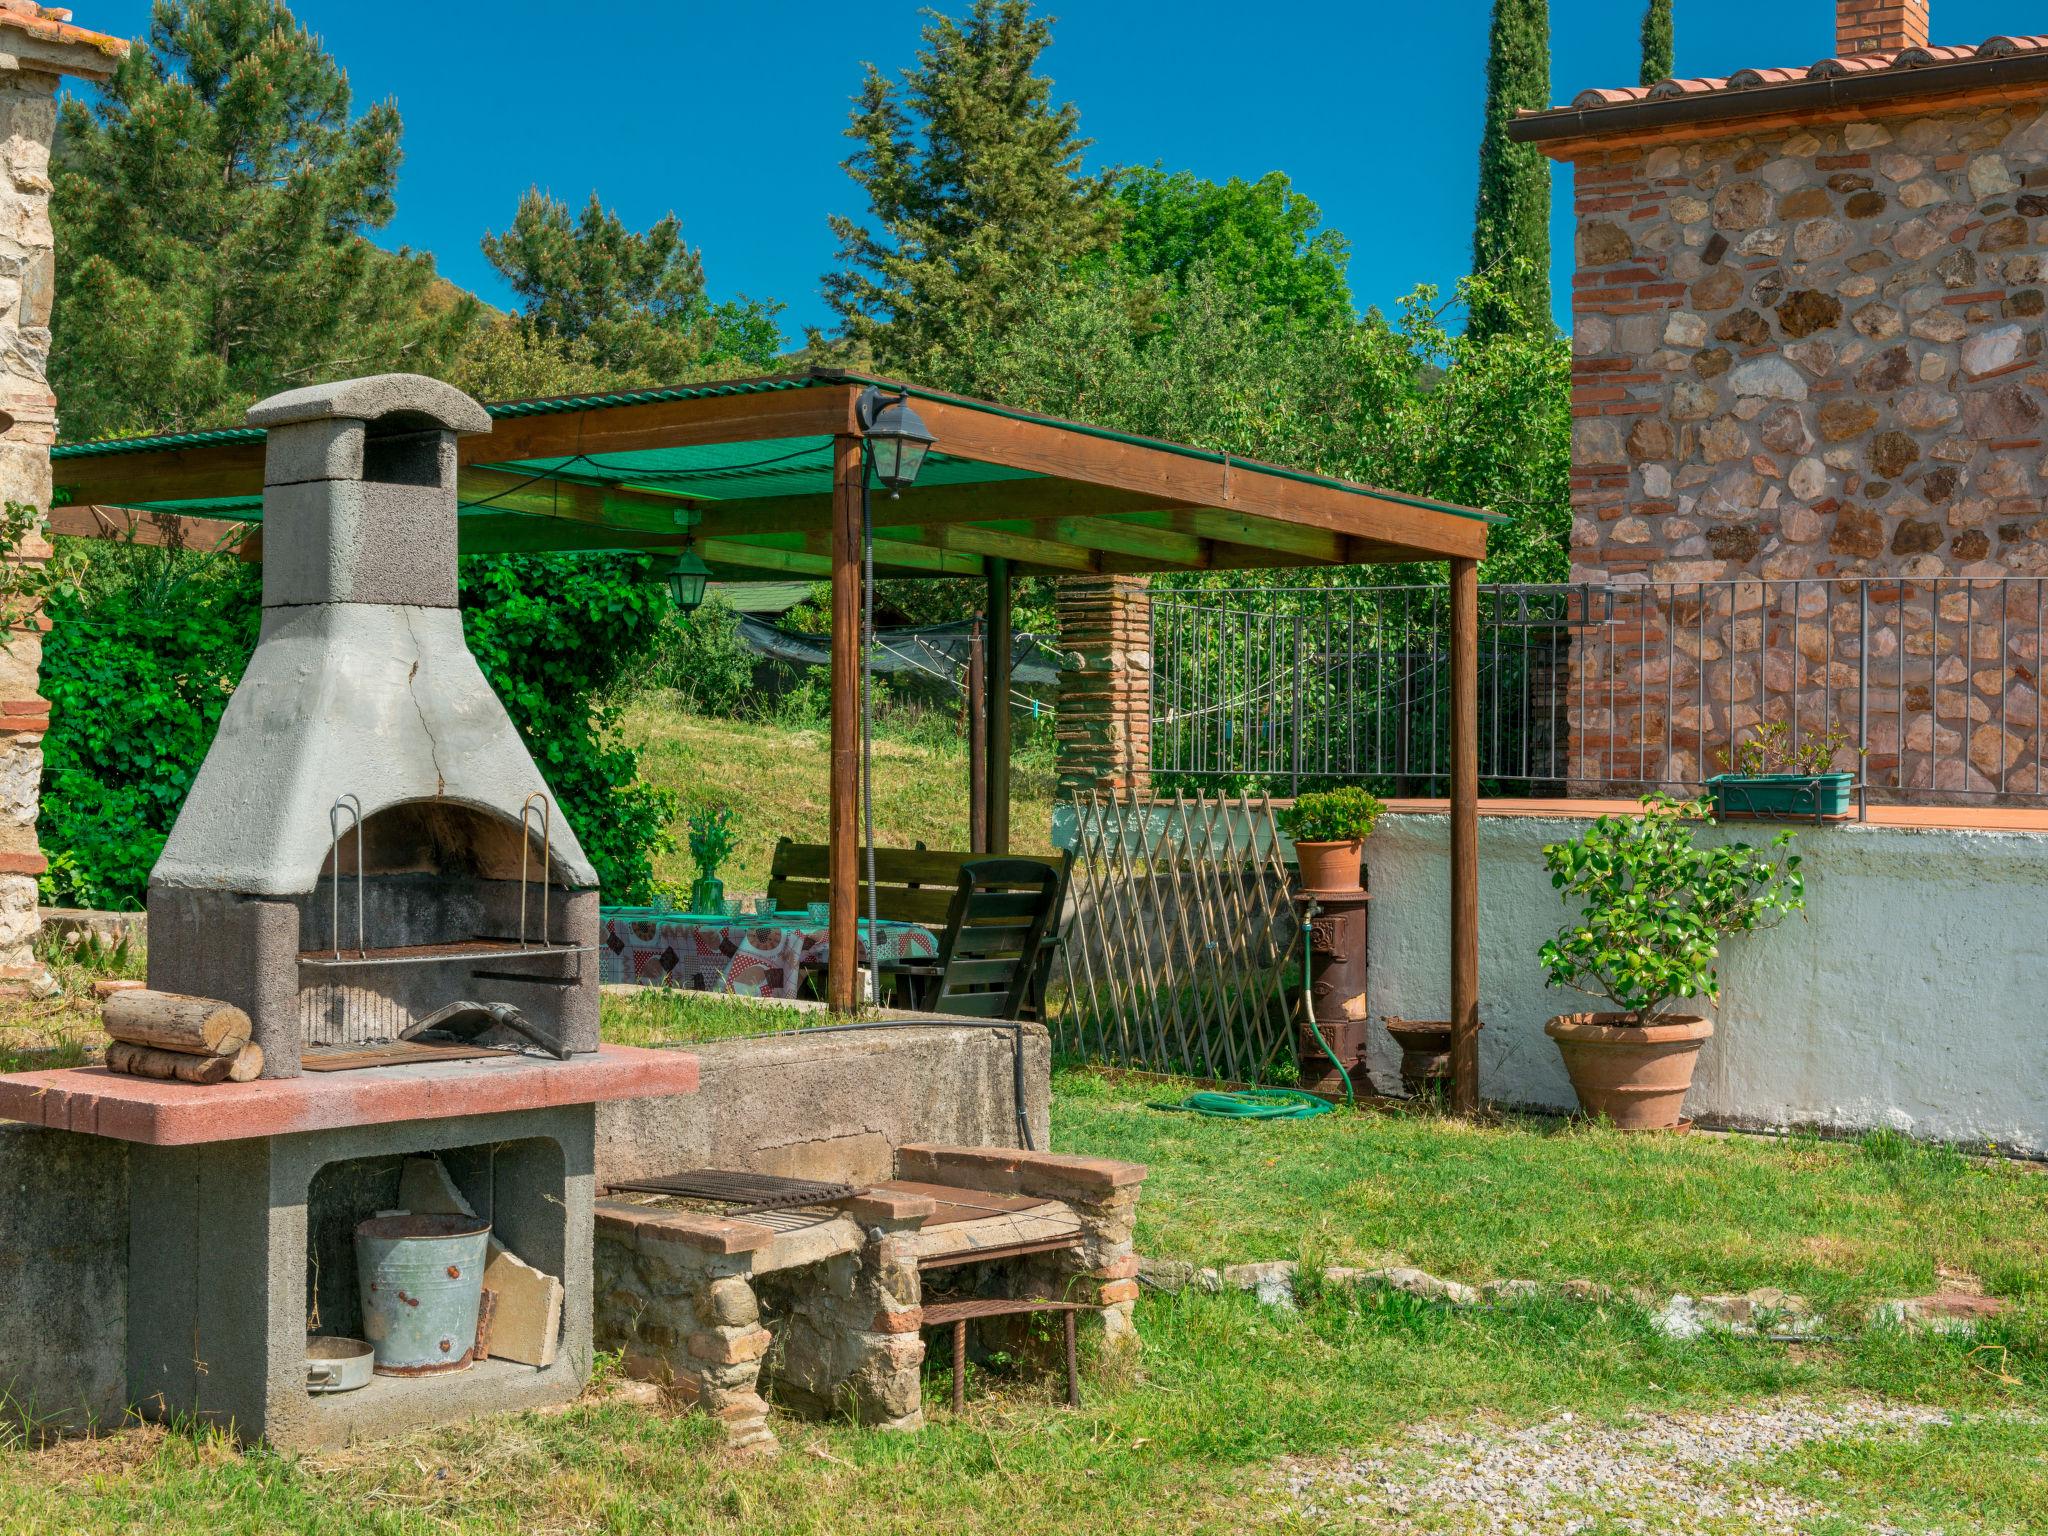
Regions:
[[50, 365, 1503, 528]]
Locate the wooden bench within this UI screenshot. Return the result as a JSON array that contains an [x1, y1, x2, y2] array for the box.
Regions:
[[765, 841, 1070, 1013]]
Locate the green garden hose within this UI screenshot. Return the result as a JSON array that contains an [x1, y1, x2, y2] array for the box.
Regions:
[[1148, 904, 1352, 1120], [1149, 1088, 1334, 1120]]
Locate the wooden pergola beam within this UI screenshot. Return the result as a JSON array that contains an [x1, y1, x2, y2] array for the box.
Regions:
[[48, 504, 256, 556], [900, 393, 1490, 561]]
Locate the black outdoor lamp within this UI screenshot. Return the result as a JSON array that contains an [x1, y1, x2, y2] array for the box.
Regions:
[[659, 540, 712, 615], [857, 385, 934, 497]]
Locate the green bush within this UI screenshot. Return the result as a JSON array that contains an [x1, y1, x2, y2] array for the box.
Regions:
[[39, 553, 260, 909], [642, 595, 756, 716], [1538, 794, 1804, 1023]]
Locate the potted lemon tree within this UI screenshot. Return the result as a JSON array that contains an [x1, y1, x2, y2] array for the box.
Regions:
[[1539, 795, 1804, 1130]]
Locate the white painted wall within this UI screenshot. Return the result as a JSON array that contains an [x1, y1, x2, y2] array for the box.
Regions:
[[1364, 811, 2048, 1155]]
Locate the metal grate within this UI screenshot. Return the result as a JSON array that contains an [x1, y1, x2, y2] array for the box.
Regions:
[[602, 1168, 862, 1215]]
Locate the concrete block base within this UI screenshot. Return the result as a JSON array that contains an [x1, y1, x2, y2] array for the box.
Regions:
[[128, 1102, 597, 1449]]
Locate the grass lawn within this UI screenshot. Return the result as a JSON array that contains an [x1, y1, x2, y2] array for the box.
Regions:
[[5, 994, 2045, 1531], [615, 695, 1058, 897]]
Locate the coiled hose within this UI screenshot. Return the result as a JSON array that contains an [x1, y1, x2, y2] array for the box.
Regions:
[[1149, 901, 1353, 1119]]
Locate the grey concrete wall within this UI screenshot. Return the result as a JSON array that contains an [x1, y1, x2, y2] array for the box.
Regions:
[[0, 1123, 128, 1432], [597, 1021, 1052, 1187], [1367, 811, 2048, 1154]]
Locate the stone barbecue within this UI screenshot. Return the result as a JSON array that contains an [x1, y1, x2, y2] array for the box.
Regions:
[[144, 374, 601, 1077]]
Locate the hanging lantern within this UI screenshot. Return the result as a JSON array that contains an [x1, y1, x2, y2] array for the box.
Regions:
[[857, 386, 935, 497], [659, 541, 712, 615]]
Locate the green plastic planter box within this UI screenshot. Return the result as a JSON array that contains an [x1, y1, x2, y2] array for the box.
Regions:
[[1705, 772, 1854, 820]]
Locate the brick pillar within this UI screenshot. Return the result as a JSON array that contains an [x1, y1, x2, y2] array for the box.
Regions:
[[1835, 0, 1929, 55], [1053, 576, 1152, 798], [0, 9, 127, 994]]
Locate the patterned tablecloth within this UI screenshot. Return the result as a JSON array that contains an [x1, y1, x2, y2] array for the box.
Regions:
[[599, 911, 940, 998]]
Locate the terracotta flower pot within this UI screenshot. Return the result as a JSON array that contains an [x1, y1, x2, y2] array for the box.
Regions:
[[1293, 838, 1363, 893], [1543, 1012, 1712, 1131]]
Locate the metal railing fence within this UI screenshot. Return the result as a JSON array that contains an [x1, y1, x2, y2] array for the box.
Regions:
[[1150, 578, 2048, 807]]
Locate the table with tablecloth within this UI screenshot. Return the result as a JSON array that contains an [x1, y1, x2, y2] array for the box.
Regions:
[[599, 910, 941, 998]]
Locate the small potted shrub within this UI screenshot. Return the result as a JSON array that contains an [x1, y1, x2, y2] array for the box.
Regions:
[[1706, 720, 1858, 820], [1539, 795, 1803, 1130], [1277, 786, 1386, 893], [685, 802, 741, 915]]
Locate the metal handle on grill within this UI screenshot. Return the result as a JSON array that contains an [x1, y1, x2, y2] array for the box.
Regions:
[[328, 794, 365, 959], [519, 792, 552, 949]]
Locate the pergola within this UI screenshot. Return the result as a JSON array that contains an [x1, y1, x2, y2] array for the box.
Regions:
[[50, 366, 1496, 1105]]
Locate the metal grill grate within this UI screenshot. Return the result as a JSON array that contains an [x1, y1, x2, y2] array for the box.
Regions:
[[602, 1168, 862, 1215]]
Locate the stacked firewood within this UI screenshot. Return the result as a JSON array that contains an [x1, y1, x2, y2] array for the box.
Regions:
[[102, 990, 264, 1083]]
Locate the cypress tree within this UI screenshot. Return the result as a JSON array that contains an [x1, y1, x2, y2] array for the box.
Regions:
[[1640, 0, 1675, 86], [1470, 0, 1553, 338]]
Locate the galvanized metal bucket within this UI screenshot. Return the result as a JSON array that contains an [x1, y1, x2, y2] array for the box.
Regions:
[[354, 1213, 492, 1376]]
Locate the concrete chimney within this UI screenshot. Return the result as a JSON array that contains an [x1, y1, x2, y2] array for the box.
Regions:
[[1836, 0, 1931, 55]]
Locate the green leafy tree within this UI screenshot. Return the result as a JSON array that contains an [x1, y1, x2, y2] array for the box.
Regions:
[[823, 0, 1118, 376], [952, 268, 1570, 584], [1540, 796, 1803, 1022], [481, 190, 783, 382], [1111, 167, 1352, 332], [52, 0, 471, 439], [1470, 0, 1553, 338], [1640, 0, 1674, 86]]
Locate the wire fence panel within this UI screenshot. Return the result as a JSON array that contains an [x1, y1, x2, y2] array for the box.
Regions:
[[1050, 791, 1301, 1081], [1151, 578, 2048, 806]]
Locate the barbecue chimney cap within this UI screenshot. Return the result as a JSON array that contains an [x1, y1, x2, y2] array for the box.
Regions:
[[247, 373, 492, 436]]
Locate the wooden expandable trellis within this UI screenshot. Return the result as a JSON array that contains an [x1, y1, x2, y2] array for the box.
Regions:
[[1050, 791, 1303, 1082]]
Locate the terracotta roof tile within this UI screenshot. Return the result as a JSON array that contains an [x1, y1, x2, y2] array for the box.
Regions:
[[1524, 34, 2048, 117], [0, 2, 129, 68]]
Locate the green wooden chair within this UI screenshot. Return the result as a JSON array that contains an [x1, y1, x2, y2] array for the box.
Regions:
[[893, 858, 1064, 1019]]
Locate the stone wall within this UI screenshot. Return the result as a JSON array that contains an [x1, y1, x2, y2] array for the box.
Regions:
[[1568, 99, 2048, 793], [0, 64, 59, 988], [0, 8, 126, 990], [1053, 576, 1151, 798]]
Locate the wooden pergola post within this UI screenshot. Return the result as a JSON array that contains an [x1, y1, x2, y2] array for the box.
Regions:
[[1449, 556, 1481, 1114], [828, 433, 863, 1013], [984, 556, 1013, 856]]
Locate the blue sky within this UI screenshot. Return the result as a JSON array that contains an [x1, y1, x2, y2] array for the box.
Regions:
[[66, 1, 2036, 342]]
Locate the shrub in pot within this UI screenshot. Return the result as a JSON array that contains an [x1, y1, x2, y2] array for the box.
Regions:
[[1278, 786, 1386, 892], [1707, 719, 1859, 820], [1538, 794, 1803, 1130]]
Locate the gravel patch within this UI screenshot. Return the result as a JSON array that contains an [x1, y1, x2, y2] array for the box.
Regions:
[[1281, 1398, 1949, 1534]]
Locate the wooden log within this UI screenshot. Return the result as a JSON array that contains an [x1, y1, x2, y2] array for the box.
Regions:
[[102, 990, 251, 1058], [106, 1040, 263, 1084]]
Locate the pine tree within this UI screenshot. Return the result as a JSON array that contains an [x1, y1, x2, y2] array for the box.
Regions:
[[823, 0, 1118, 380], [1470, 0, 1554, 338], [52, 0, 470, 439], [481, 190, 782, 382], [1640, 0, 1674, 86]]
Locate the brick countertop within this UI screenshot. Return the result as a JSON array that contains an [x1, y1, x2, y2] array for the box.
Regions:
[[0, 1044, 698, 1147]]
